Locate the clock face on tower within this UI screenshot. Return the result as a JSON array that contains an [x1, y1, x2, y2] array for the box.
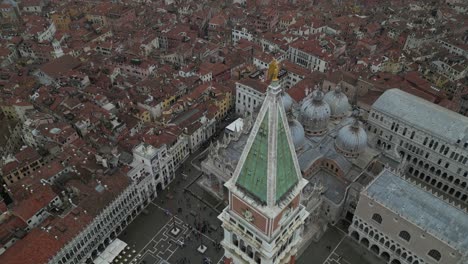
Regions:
[[242, 209, 254, 222]]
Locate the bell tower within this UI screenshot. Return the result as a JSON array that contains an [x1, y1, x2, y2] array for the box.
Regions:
[[218, 61, 309, 264]]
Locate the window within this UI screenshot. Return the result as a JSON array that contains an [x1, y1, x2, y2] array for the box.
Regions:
[[372, 213, 382, 224], [399, 231, 411, 242], [428, 249, 441, 261]]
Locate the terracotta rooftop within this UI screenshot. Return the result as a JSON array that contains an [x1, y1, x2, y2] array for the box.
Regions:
[[39, 55, 81, 79], [237, 78, 269, 93]]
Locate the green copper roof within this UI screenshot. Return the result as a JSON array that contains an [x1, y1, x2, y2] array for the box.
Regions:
[[275, 109, 299, 201], [235, 100, 300, 205], [236, 112, 269, 203]]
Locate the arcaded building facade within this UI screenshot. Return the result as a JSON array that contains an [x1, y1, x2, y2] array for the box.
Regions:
[[367, 89, 468, 208], [350, 168, 468, 264]]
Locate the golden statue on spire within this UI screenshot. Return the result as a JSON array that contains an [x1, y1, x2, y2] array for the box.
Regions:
[[267, 59, 280, 81]]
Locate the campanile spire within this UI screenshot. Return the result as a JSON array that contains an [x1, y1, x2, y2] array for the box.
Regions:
[[219, 60, 309, 264]]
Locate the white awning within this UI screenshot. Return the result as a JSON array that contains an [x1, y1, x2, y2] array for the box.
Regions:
[[93, 238, 127, 264], [226, 118, 244, 133]]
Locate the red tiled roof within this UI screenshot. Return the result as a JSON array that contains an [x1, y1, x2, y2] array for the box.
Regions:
[[10, 178, 57, 221], [39, 55, 81, 79], [0, 228, 63, 264], [237, 78, 269, 93]]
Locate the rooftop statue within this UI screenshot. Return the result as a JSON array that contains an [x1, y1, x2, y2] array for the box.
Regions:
[[267, 59, 280, 81]]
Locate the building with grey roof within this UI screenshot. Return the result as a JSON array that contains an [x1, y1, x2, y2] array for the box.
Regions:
[[349, 168, 468, 264], [367, 88, 468, 208]]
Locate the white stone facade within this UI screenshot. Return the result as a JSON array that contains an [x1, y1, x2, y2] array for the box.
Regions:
[[235, 82, 266, 116], [129, 143, 175, 189], [232, 28, 254, 44], [349, 169, 468, 264], [50, 180, 146, 264], [287, 46, 328, 73], [37, 22, 56, 43], [367, 89, 468, 207]]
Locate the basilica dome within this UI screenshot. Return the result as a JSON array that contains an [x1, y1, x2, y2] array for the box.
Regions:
[[281, 92, 293, 112], [335, 119, 367, 158], [299, 90, 330, 135], [324, 84, 350, 119], [289, 119, 305, 150]]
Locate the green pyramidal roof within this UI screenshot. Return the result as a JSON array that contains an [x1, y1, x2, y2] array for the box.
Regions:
[[235, 86, 300, 205], [275, 109, 299, 201], [236, 113, 269, 202]]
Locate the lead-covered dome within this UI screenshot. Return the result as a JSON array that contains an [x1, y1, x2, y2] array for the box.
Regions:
[[289, 119, 305, 150], [335, 119, 367, 158], [281, 92, 293, 112], [324, 84, 350, 119], [299, 90, 330, 135]]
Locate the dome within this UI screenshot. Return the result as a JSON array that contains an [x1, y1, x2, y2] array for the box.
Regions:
[[289, 120, 305, 150], [324, 85, 350, 119], [281, 92, 293, 112], [299, 90, 331, 135], [335, 120, 367, 157]]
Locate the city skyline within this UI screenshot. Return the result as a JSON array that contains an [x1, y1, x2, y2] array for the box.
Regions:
[[0, 1, 467, 264]]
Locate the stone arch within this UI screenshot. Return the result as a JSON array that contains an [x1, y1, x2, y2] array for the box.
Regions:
[[370, 244, 380, 254], [381, 252, 390, 262], [372, 213, 383, 224], [361, 237, 370, 247], [247, 245, 253, 258], [239, 239, 246, 252], [428, 249, 441, 261], [232, 234, 239, 246], [396, 248, 402, 255], [351, 231, 360, 241], [391, 259, 401, 264], [155, 183, 163, 198]]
